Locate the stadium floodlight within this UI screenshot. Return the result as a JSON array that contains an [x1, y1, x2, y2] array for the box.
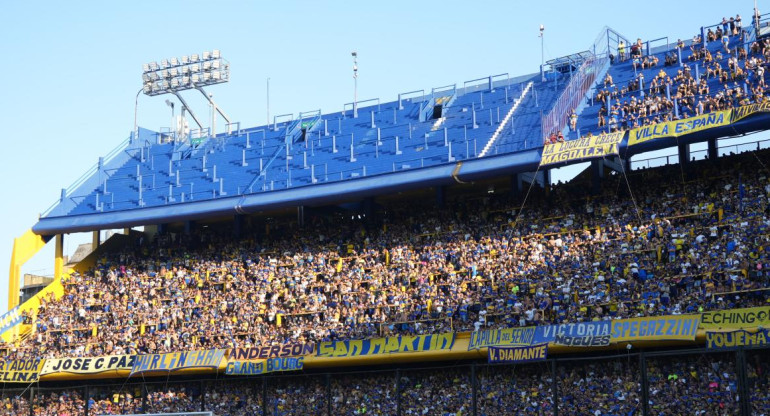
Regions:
[[352, 51, 358, 118], [141, 50, 229, 96], [140, 50, 233, 136], [539, 24, 545, 81]]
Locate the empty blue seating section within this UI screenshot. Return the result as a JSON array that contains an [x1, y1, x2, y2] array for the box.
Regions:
[[49, 73, 565, 217]]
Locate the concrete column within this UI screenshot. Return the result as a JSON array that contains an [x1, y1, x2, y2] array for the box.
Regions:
[[233, 215, 244, 238], [707, 137, 718, 161], [435, 186, 446, 208], [91, 231, 100, 250], [297, 206, 305, 228], [55, 234, 64, 279], [591, 159, 604, 195], [678, 142, 691, 166]]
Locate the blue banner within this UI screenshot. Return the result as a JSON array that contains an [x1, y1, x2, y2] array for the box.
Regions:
[[0, 307, 22, 335], [225, 357, 304, 375], [533, 321, 611, 344], [488, 344, 548, 363], [130, 349, 225, 375]]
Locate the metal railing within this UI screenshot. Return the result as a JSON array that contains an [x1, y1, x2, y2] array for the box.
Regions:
[[541, 54, 608, 142], [40, 137, 131, 218], [630, 137, 770, 170]]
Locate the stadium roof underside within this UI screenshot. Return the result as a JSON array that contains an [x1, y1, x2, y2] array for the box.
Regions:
[[32, 113, 770, 236]]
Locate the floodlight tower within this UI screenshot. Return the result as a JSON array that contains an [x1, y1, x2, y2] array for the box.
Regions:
[[141, 50, 233, 138], [352, 51, 358, 118]]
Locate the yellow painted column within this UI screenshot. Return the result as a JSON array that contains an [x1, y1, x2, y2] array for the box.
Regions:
[[8, 248, 18, 310], [7, 230, 47, 309], [92, 230, 100, 249], [123, 227, 131, 235], [55, 234, 64, 280]]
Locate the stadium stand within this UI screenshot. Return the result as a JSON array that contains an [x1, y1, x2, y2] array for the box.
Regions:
[[6, 8, 770, 416], [571, 14, 763, 143], [7, 149, 769, 360]]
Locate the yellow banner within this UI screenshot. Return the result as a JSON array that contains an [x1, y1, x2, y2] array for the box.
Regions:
[[540, 132, 624, 167], [731, 101, 770, 123], [467, 327, 536, 350], [610, 315, 700, 342], [628, 110, 731, 146], [40, 355, 134, 376], [0, 358, 44, 383], [316, 333, 454, 358], [700, 307, 770, 331], [706, 329, 770, 349]]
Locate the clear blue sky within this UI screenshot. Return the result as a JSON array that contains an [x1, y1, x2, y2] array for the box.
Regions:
[[0, 0, 755, 312]]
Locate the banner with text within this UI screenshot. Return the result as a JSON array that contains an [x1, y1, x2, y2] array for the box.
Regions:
[[731, 101, 770, 123], [468, 327, 536, 350], [534, 321, 611, 347], [228, 343, 315, 360], [488, 344, 548, 363], [628, 110, 731, 146], [0, 358, 43, 383], [131, 349, 225, 375], [610, 315, 700, 342], [41, 355, 134, 376], [540, 132, 624, 167], [316, 333, 454, 358], [225, 357, 304, 376], [707, 329, 770, 349], [700, 307, 770, 331]]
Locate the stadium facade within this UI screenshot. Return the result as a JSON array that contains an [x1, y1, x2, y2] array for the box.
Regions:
[[2, 11, 770, 416]]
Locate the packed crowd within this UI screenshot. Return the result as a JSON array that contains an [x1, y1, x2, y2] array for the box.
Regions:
[[0, 148, 766, 360], [477, 363, 554, 415], [23, 353, 754, 415], [0, 396, 28, 416], [748, 350, 770, 415], [332, 372, 397, 415], [647, 354, 740, 415], [579, 14, 768, 139]]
